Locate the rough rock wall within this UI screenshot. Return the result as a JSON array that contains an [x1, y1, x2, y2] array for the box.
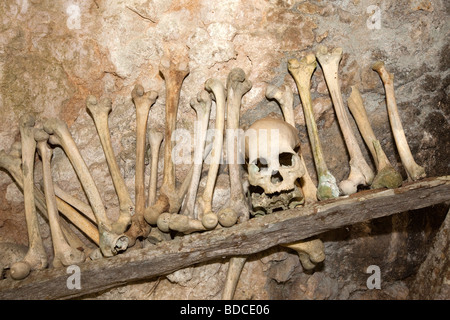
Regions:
[[0, 0, 449, 299]]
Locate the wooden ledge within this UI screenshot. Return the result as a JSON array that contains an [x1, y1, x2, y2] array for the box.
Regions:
[[0, 176, 449, 300]]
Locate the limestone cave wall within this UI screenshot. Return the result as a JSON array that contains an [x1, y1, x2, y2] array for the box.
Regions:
[[0, 0, 449, 299]]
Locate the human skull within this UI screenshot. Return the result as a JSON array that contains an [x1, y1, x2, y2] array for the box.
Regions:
[[245, 117, 305, 214]]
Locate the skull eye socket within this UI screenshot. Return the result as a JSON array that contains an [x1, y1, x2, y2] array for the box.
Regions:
[[253, 157, 268, 172], [279, 152, 294, 167]]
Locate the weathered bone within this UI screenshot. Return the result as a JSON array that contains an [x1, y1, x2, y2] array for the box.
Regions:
[[9, 115, 48, 280], [219, 69, 252, 301], [53, 184, 96, 222], [197, 78, 226, 229], [54, 196, 100, 247], [316, 46, 374, 195], [147, 130, 164, 207], [35, 129, 85, 267], [155, 144, 212, 233], [347, 86, 403, 189], [281, 238, 325, 270], [124, 85, 158, 245], [86, 95, 133, 235], [43, 118, 128, 257], [265, 82, 318, 204], [218, 68, 252, 227], [372, 61, 426, 182], [287, 54, 340, 200], [0, 148, 99, 249], [157, 212, 206, 235], [144, 54, 190, 225], [222, 256, 246, 300], [180, 90, 212, 219]]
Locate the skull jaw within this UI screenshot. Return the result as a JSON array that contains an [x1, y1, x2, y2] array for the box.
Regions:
[[249, 184, 304, 216]]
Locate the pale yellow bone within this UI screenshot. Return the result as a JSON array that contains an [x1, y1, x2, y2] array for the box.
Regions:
[[181, 90, 212, 219], [10, 115, 48, 280], [147, 130, 164, 207], [316, 46, 374, 195], [0, 149, 99, 249], [217, 68, 252, 227], [44, 118, 128, 257], [287, 54, 340, 200], [372, 61, 426, 182], [86, 95, 133, 234], [222, 256, 247, 300], [347, 86, 403, 189], [35, 129, 85, 267], [144, 54, 190, 225], [266, 81, 318, 203], [197, 78, 227, 230]]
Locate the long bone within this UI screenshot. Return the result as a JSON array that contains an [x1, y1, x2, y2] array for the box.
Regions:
[[264, 78, 325, 272], [220, 68, 252, 301], [218, 68, 252, 227], [316, 46, 374, 195], [287, 54, 340, 200], [222, 255, 246, 300], [35, 129, 85, 267], [0, 149, 99, 249], [265, 83, 318, 204], [144, 54, 190, 225], [347, 86, 403, 189], [86, 95, 133, 235], [147, 130, 164, 207], [197, 78, 226, 230], [127, 85, 159, 244], [43, 118, 128, 257], [54, 197, 100, 246], [372, 61, 426, 182], [53, 184, 96, 222], [180, 90, 212, 219], [9, 115, 48, 280]]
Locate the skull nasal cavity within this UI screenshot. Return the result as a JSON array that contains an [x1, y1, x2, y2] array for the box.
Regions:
[[271, 171, 284, 184], [279, 152, 294, 167]]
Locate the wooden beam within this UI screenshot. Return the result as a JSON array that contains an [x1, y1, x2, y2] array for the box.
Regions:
[[0, 176, 449, 300]]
